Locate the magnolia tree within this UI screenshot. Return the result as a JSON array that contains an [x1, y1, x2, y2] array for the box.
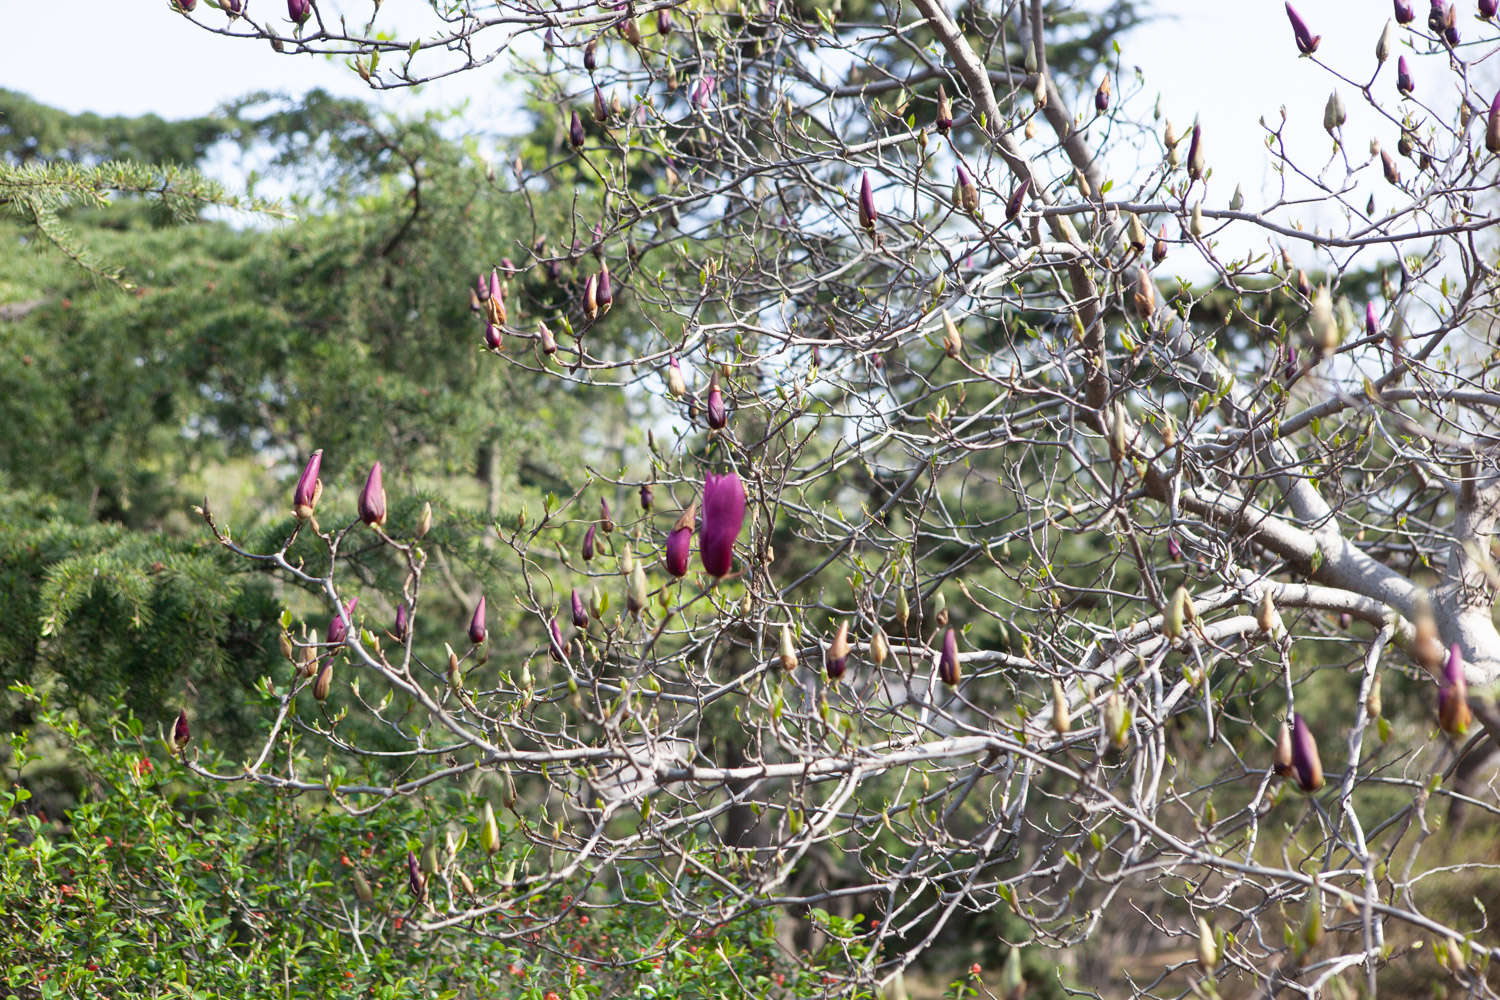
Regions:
[[178, 0, 1500, 994]]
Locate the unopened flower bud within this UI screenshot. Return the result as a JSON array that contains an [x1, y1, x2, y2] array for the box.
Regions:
[[327, 597, 358, 648], [1377, 19, 1396, 61], [706, 372, 727, 428], [314, 659, 334, 701], [826, 621, 851, 681], [1153, 226, 1168, 264], [933, 591, 948, 626], [548, 617, 569, 663], [1397, 56, 1414, 96], [1323, 91, 1346, 133], [393, 602, 410, 641], [1051, 679, 1070, 734], [1291, 713, 1324, 793], [1395, 0, 1414, 24], [869, 627, 889, 667], [1164, 586, 1187, 639], [1128, 214, 1146, 253], [953, 164, 979, 213], [581, 523, 597, 562], [665, 356, 687, 397], [569, 110, 587, 150], [468, 595, 487, 645], [1197, 917, 1219, 971], [858, 172, 878, 233], [1439, 643, 1473, 737], [780, 623, 798, 670], [287, 0, 311, 23], [639, 482, 654, 511], [596, 263, 613, 314], [1094, 75, 1111, 113], [358, 462, 387, 527], [941, 310, 963, 357], [294, 449, 324, 519], [935, 84, 953, 133], [938, 627, 961, 686], [538, 321, 558, 355], [1285, 3, 1321, 55], [486, 269, 507, 326], [1005, 177, 1030, 221], [172, 709, 191, 753], [1187, 122, 1205, 180], [480, 801, 501, 854], [665, 500, 696, 577]]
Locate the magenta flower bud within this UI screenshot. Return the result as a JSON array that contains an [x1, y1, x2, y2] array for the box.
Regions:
[[593, 85, 608, 122], [538, 320, 558, 355], [468, 595, 488, 645], [600, 498, 614, 533], [327, 597, 358, 648], [1005, 177, 1029, 221], [1094, 75, 1111, 113], [699, 471, 746, 578], [288, 0, 311, 23], [1167, 535, 1182, 560], [172, 709, 191, 752], [953, 163, 978, 213], [1395, 0, 1415, 22], [1428, 0, 1446, 32], [1439, 643, 1474, 736], [407, 850, 424, 898], [1282, 345, 1300, 382], [569, 110, 587, 149], [173, 0, 198, 10], [500, 257, 515, 277], [548, 617, 569, 663], [706, 373, 727, 429], [935, 83, 953, 133], [583, 39, 597, 71], [581, 523, 597, 562], [596, 263, 613, 312], [393, 602, 410, 641], [1285, 3, 1320, 55], [857, 172, 878, 232], [475, 272, 490, 302], [939, 628, 961, 686], [358, 462, 387, 527], [294, 449, 323, 519], [484, 324, 504, 351], [1290, 712, 1325, 794], [657, 7, 673, 34], [1186, 123, 1204, 180], [1482, 0, 1496, 19], [665, 500, 696, 578], [640, 482, 654, 511], [1397, 56, 1414, 96], [223, 0, 243, 16], [570, 588, 588, 628], [1365, 302, 1381, 339]]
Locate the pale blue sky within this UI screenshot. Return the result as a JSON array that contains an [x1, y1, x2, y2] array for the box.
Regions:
[[0, 0, 1435, 269]]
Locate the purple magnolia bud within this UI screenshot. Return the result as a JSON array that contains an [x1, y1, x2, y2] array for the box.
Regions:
[[544, 27, 557, 49], [294, 449, 323, 519], [484, 324, 504, 351], [593, 85, 609, 122], [657, 7, 673, 34], [475, 272, 490, 302], [583, 273, 600, 320], [1395, 0, 1415, 22], [1167, 535, 1183, 560], [583, 39, 597, 71], [953, 163, 978, 213], [706, 372, 727, 429], [935, 83, 953, 133], [486, 269, 507, 326], [538, 321, 558, 355], [857, 172, 878, 232], [826, 621, 850, 681], [548, 617, 569, 662], [223, 0, 243, 16], [407, 850, 425, 898], [665, 500, 696, 578], [1005, 177, 1030, 221], [1285, 3, 1321, 55], [600, 498, 614, 533], [1282, 345, 1299, 382], [1397, 55, 1414, 96], [1290, 712, 1325, 794], [1186, 123, 1204, 180], [596, 263, 613, 312], [393, 602, 410, 641], [569, 110, 587, 150], [327, 597, 358, 647], [1428, 0, 1446, 32], [699, 470, 746, 578], [1439, 643, 1474, 737], [358, 462, 387, 527], [939, 627, 961, 686], [640, 482, 654, 511], [172, 709, 191, 752], [499, 257, 515, 277], [1444, 5, 1459, 45], [1094, 75, 1111, 113], [468, 595, 488, 645], [288, 0, 311, 23], [1153, 224, 1169, 264], [1482, 0, 1497, 19], [581, 523, 597, 562], [1365, 301, 1381, 339], [173, 0, 198, 10], [570, 588, 588, 628]]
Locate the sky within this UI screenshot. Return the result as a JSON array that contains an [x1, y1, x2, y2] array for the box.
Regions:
[[0, 0, 1446, 270]]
